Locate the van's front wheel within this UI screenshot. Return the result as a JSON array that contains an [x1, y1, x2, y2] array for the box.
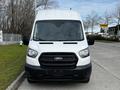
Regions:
[[81, 78, 90, 83], [27, 77, 34, 83], [76, 77, 90, 83], [27, 73, 36, 83]]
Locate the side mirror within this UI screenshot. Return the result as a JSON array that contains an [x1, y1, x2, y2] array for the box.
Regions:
[[22, 37, 29, 45], [87, 35, 95, 45]]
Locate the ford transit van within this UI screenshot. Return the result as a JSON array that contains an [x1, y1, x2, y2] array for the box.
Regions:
[[25, 10, 94, 83]]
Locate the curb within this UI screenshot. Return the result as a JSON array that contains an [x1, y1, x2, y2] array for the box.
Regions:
[[6, 71, 25, 90]]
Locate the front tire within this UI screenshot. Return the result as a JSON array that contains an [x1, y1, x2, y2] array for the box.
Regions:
[[27, 73, 36, 83], [27, 77, 34, 83], [81, 78, 90, 83]]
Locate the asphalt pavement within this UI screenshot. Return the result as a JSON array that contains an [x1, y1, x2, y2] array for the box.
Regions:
[[18, 42, 120, 90]]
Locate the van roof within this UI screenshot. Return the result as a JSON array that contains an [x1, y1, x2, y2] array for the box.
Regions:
[[35, 10, 81, 21]]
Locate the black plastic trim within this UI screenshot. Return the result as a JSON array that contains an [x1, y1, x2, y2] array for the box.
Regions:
[[25, 63, 92, 81]]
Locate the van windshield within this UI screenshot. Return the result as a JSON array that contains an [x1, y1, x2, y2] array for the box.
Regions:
[[33, 20, 84, 41]]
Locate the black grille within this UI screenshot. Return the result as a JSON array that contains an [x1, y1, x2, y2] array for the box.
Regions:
[[39, 53, 78, 69]]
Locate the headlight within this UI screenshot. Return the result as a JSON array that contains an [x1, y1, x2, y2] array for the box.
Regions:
[[27, 48, 38, 58], [79, 48, 89, 58]]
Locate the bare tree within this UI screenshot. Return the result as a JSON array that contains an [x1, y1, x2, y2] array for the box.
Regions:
[[83, 18, 91, 32], [3, 0, 35, 36], [114, 5, 120, 25], [112, 3, 120, 36], [85, 11, 101, 33], [103, 10, 113, 25], [36, 0, 59, 9], [0, 0, 58, 40], [0, 0, 6, 30]]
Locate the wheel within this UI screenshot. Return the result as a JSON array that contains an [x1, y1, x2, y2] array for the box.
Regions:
[[27, 76, 36, 83], [76, 77, 90, 83], [27, 77, 34, 83], [81, 78, 90, 83], [27, 73, 36, 83]]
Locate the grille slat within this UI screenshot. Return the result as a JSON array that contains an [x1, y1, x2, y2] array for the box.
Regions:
[[40, 60, 76, 63], [39, 53, 78, 69], [40, 63, 76, 66]]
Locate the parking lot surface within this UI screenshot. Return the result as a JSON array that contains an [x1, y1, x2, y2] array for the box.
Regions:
[[18, 42, 120, 90]]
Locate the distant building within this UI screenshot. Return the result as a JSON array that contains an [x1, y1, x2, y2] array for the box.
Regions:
[[108, 25, 120, 36]]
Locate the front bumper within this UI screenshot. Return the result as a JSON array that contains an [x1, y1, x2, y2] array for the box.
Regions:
[[25, 63, 92, 81]]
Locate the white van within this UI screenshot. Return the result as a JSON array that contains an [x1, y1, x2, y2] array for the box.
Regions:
[[25, 10, 94, 83]]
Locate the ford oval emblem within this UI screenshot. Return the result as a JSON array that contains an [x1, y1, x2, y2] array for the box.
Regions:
[[54, 57, 63, 61]]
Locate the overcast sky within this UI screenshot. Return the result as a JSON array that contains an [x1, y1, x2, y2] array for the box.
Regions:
[[57, 0, 119, 19]]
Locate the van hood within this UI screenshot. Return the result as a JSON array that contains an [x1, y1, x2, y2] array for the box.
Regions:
[[29, 41, 88, 53]]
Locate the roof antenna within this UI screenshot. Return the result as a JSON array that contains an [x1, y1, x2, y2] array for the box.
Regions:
[[70, 8, 72, 10]]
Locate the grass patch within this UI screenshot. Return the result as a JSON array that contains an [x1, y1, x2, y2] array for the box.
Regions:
[[0, 44, 27, 90]]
